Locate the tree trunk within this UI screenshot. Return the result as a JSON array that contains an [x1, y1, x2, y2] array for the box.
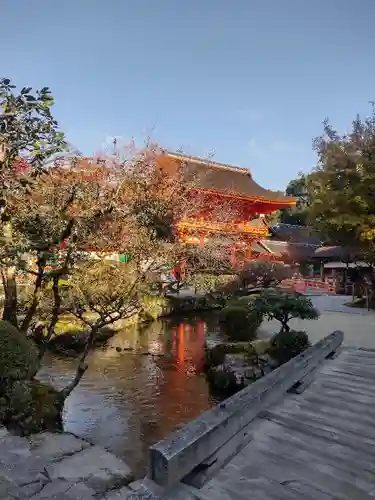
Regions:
[[281, 320, 290, 333], [2, 266, 18, 328], [21, 257, 45, 333], [59, 325, 99, 400], [46, 276, 62, 341]]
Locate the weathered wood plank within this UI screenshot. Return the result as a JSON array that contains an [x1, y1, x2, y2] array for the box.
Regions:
[[321, 366, 375, 387], [267, 401, 375, 441], [251, 423, 375, 487], [290, 385, 375, 409], [319, 375, 375, 396], [160, 342, 375, 499], [149, 331, 343, 487], [182, 418, 259, 488], [255, 419, 375, 477], [323, 363, 375, 380], [300, 390, 375, 418], [235, 443, 375, 500], [261, 410, 375, 458], [338, 352, 375, 366], [289, 391, 375, 422]]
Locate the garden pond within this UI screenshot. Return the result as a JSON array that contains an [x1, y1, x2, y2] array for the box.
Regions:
[[36, 313, 271, 477]]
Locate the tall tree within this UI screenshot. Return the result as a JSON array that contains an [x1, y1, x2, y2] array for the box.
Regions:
[[0, 78, 66, 326], [277, 174, 311, 226], [308, 105, 375, 260]]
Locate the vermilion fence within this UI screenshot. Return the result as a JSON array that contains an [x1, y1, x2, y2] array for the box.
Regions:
[[281, 278, 336, 295]]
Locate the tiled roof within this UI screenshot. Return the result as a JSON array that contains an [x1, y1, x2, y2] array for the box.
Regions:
[[270, 223, 321, 245], [161, 152, 295, 203], [312, 246, 360, 260], [260, 240, 318, 261]]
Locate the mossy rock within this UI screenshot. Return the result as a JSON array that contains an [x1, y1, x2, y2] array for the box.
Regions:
[[203, 342, 253, 372], [47, 326, 115, 354], [0, 320, 39, 382], [205, 367, 241, 396], [2, 379, 63, 435]]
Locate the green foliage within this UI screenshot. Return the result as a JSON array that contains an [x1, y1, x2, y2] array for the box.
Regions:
[[0, 77, 66, 175], [219, 302, 262, 341], [66, 261, 145, 327], [185, 273, 234, 295], [252, 289, 319, 332], [1, 379, 63, 434], [203, 342, 247, 371], [0, 320, 39, 381], [239, 261, 291, 289], [166, 294, 224, 315], [218, 262, 291, 298], [278, 174, 311, 226], [205, 367, 239, 396], [46, 326, 115, 354], [268, 329, 310, 365], [140, 294, 168, 321], [308, 105, 375, 258]]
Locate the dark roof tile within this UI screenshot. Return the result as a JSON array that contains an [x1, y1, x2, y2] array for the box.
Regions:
[[163, 152, 294, 203], [270, 223, 321, 245]]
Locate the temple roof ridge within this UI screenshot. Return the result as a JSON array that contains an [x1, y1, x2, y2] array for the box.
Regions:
[[165, 151, 251, 175]]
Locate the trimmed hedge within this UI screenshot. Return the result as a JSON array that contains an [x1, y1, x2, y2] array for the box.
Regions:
[[268, 329, 310, 365], [0, 320, 39, 382], [219, 302, 262, 341]]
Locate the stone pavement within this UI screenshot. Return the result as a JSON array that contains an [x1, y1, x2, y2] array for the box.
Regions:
[[0, 427, 139, 499], [260, 294, 375, 350]]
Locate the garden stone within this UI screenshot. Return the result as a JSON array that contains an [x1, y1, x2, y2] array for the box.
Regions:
[[45, 446, 133, 492], [0, 476, 13, 498], [103, 486, 132, 499], [30, 479, 96, 500], [0, 435, 31, 458], [128, 480, 144, 491], [0, 461, 48, 487], [7, 480, 45, 499], [29, 432, 89, 461]]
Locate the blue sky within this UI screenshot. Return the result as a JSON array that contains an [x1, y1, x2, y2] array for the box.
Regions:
[[1, 0, 374, 190]]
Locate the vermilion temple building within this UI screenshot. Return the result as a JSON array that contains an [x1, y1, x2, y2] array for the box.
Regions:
[[157, 151, 296, 266]]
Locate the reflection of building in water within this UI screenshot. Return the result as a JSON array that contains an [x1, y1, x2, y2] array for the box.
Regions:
[[150, 318, 212, 439], [158, 320, 206, 372], [41, 318, 214, 477]]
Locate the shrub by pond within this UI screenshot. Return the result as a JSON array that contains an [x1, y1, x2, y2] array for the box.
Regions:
[[267, 329, 310, 366], [219, 300, 262, 341], [165, 294, 225, 316], [0, 320, 63, 435]]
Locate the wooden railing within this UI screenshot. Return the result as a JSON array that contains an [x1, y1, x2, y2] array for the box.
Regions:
[[281, 278, 336, 294], [148, 331, 344, 489]]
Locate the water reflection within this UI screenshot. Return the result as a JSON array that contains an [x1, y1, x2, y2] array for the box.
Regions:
[[37, 315, 222, 477]]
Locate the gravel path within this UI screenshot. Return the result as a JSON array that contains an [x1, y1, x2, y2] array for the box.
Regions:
[[260, 294, 375, 349]]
